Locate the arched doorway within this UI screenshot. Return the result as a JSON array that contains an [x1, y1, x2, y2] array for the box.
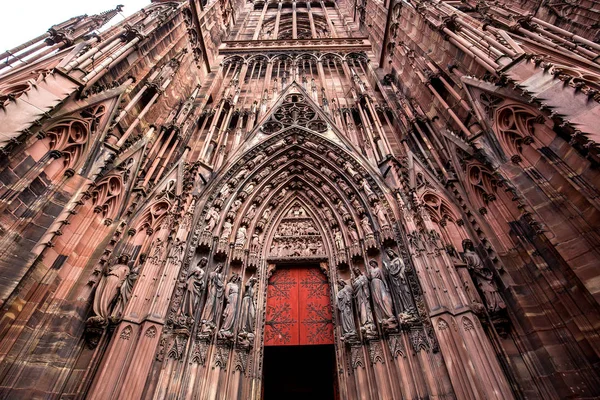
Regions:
[[263, 265, 338, 399]]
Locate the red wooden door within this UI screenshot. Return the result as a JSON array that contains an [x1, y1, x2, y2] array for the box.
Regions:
[[265, 267, 333, 346]]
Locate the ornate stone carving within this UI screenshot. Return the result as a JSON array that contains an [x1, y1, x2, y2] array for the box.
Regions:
[[384, 248, 417, 319], [462, 240, 506, 314], [268, 212, 326, 260], [350, 345, 365, 370], [90, 255, 135, 323], [351, 266, 378, 339], [387, 334, 406, 359], [181, 257, 207, 318], [337, 279, 359, 344], [199, 264, 225, 338], [218, 274, 241, 340], [369, 340, 385, 365], [367, 260, 398, 332], [238, 276, 257, 348]]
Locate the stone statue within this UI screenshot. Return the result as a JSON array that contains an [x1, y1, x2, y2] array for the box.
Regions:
[[239, 276, 257, 336], [243, 182, 255, 195], [463, 241, 506, 313], [245, 203, 257, 220], [93, 255, 131, 320], [111, 260, 139, 319], [367, 260, 397, 329], [334, 228, 344, 250], [221, 221, 233, 241], [351, 266, 376, 338], [230, 199, 243, 214], [348, 224, 360, 243], [219, 184, 231, 198], [200, 264, 225, 332], [182, 258, 207, 317], [204, 207, 219, 232], [361, 215, 374, 235], [336, 279, 358, 342], [262, 206, 272, 220], [340, 180, 352, 195], [361, 179, 375, 196], [373, 202, 390, 228], [251, 233, 261, 252], [219, 274, 241, 338], [235, 226, 247, 246], [384, 248, 416, 314]]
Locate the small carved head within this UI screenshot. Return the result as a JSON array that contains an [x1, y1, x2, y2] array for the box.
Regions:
[[462, 239, 474, 252], [385, 248, 397, 258], [197, 257, 208, 267], [118, 254, 130, 264]]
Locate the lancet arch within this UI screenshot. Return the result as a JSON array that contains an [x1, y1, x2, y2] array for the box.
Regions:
[[191, 125, 398, 266]]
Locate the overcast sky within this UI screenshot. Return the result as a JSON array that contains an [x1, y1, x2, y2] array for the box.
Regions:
[[0, 0, 151, 51]]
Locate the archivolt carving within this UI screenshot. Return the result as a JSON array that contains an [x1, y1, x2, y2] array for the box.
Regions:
[[190, 128, 397, 268]]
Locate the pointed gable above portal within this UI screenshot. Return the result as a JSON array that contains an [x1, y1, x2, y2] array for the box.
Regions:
[[238, 81, 359, 157]]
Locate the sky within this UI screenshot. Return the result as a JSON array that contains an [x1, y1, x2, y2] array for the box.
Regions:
[[0, 0, 151, 51]]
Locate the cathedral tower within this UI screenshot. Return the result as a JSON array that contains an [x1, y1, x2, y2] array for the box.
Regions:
[[0, 0, 599, 398]]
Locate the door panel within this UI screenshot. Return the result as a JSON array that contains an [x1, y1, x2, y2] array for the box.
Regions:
[[265, 267, 333, 346]]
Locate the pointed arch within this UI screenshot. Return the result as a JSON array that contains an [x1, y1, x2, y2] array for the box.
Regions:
[[189, 126, 399, 269]]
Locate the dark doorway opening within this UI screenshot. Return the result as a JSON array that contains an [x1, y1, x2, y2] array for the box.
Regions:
[[263, 344, 337, 400]]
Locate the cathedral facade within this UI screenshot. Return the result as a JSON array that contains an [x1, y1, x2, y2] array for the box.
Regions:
[[0, 0, 599, 398]]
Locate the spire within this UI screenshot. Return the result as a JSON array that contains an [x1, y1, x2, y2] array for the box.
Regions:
[[46, 5, 124, 46]]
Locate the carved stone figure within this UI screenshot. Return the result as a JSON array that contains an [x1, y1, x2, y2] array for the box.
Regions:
[[361, 215, 374, 235], [361, 179, 375, 196], [219, 274, 241, 338], [230, 199, 243, 215], [205, 207, 219, 232], [348, 224, 360, 243], [243, 182, 255, 195], [245, 203, 257, 220], [373, 202, 390, 228], [182, 258, 207, 317], [112, 261, 139, 319], [273, 188, 287, 204], [351, 266, 376, 338], [344, 162, 360, 181], [93, 255, 131, 320], [385, 248, 416, 314], [262, 206, 272, 220], [463, 241, 506, 313], [368, 260, 397, 329], [322, 184, 335, 198], [334, 228, 344, 250], [235, 226, 247, 246], [221, 221, 233, 240], [337, 279, 358, 342], [219, 184, 231, 198], [251, 233, 261, 252], [234, 167, 249, 182], [200, 264, 225, 333], [351, 195, 365, 215], [320, 165, 334, 177], [338, 179, 351, 194], [239, 276, 257, 336]]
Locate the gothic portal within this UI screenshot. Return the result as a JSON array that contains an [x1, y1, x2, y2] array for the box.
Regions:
[[0, 0, 599, 398]]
